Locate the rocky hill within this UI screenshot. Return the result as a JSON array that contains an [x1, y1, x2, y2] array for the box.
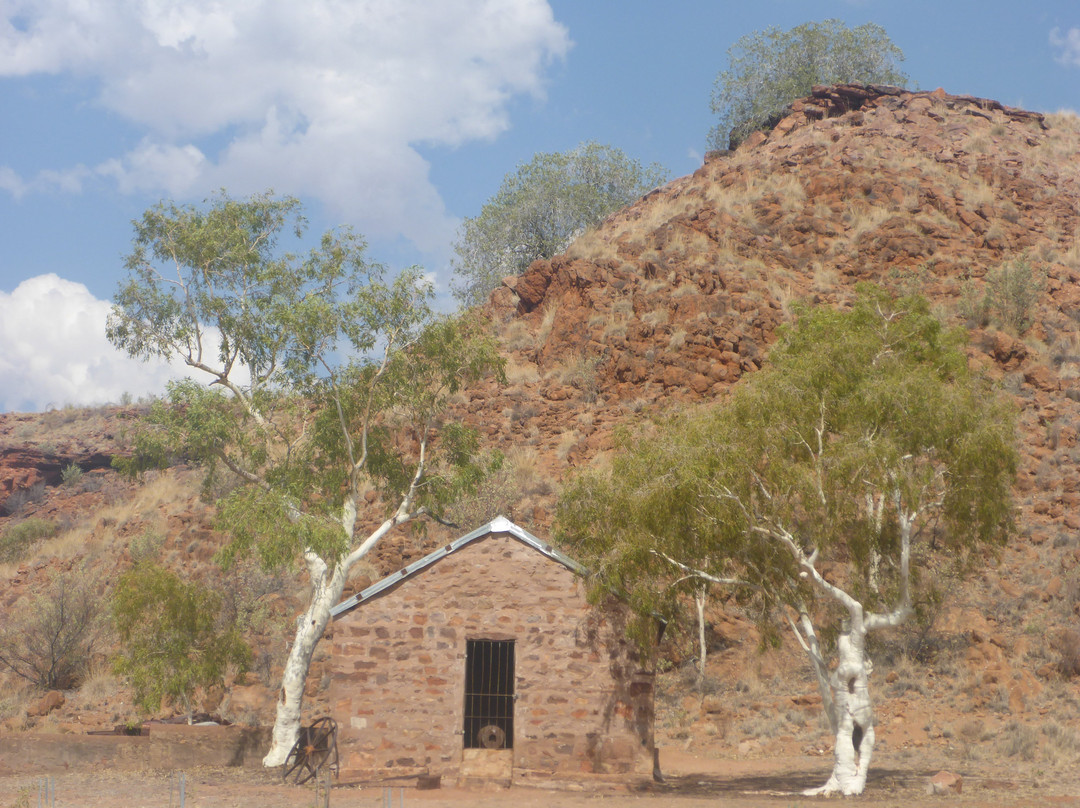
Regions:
[[2, 84, 1079, 782]]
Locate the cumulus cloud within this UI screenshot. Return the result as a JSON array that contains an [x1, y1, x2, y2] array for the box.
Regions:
[[1051, 27, 1080, 67], [97, 140, 208, 196], [0, 0, 570, 250], [0, 274, 187, 412]]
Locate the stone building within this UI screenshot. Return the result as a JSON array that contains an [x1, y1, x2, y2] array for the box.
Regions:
[[328, 516, 655, 786]]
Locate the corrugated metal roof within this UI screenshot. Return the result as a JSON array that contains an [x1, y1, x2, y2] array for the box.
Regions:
[[330, 515, 585, 619]]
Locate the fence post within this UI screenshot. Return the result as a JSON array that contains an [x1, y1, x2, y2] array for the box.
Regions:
[[170, 771, 186, 808], [37, 775, 54, 808]]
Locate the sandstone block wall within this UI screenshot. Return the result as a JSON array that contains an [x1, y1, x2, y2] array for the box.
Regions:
[[329, 531, 653, 784]]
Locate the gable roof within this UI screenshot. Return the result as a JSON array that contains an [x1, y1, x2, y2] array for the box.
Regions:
[[330, 515, 585, 619]]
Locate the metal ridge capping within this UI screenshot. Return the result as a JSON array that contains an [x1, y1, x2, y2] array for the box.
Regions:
[[330, 515, 585, 618]]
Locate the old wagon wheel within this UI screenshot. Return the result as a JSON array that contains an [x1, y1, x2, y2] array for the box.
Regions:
[[477, 724, 506, 749], [283, 717, 339, 785]]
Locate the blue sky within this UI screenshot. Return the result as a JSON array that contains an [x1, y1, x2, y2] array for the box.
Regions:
[[1, 0, 1079, 412]]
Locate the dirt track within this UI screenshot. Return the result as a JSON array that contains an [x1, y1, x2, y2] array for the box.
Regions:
[[1, 748, 1076, 808]]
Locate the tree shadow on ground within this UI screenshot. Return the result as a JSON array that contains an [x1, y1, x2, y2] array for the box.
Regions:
[[650, 767, 929, 797]]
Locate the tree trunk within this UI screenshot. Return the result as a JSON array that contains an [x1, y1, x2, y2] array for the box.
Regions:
[[261, 557, 347, 767], [260, 501, 413, 768], [695, 588, 707, 688], [805, 620, 875, 796]]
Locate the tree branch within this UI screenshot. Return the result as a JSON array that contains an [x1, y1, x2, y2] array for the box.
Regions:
[[649, 549, 757, 590]]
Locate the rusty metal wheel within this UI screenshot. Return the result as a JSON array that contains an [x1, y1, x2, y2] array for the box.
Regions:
[[283, 717, 339, 785], [477, 724, 506, 749]]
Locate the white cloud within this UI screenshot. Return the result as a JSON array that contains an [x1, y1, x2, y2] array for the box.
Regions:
[[97, 140, 208, 196], [0, 274, 187, 412], [0, 0, 570, 249], [1051, 27, 1080, 67], [0, 166, 27, 197]]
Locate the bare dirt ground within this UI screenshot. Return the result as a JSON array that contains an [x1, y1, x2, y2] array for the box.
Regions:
[[2, 747, 1077, 808]]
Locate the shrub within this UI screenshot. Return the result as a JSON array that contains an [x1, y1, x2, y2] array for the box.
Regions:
[[997, 720, 1039, 760], [1059, 629, 1080, 678], [959, 258, 1044, 333], [0, 518, 59, 563], [709, 20, 907, 149], [958, 280, 992, 328], [61, 463, 84, 488], [986, 256, 1043, 333], [1, 481, 47, 516], [0, 571, 103, 689], [129, 530, 165, 563], [112, 562, 251, 720], [445, 452, 519, 530], [451, 142, 667, 307]]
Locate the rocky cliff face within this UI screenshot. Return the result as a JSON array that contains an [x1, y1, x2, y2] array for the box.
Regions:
[[0, 408, 129, 512], [472, 85, 1080, 527]]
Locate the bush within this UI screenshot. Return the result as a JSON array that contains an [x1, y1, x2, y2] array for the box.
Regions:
[[128, 530, 165, 563], [1, 481, 47, 516], [61, 463, 84, 488], [986, 256, 1043, 333], [451, 142, 667, 307], [958, 281, 993, 328], [998, 719, 1039, 761], [0, 571, 103, 689], [0, 518, 58, 563], [959, 257, 1044, 333], [444, 453, 519, 530], [112, 563, 251, 720], [708, 20, 907, 149]]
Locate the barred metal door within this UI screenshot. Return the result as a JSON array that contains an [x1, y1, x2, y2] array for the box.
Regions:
[[463, 639, 514, 749]]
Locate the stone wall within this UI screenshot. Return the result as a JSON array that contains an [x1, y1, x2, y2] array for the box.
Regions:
[[0, 725, 271, 775], [329, 531, 654, 785]]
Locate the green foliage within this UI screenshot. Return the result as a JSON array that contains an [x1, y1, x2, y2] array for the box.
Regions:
[[108, 191, 506, 571], [986, 256, 1044, 333], [60, 463, 83, 487], [106, 191, 306, 369], [959, 257, 1044, 333], [112, 562, 250, 718], [958, 280, 993, 328], [0, 518, 58, 563], [558, 286, 1017, 641], [129, 529, 165, 563], [451, 142, 667, 307], [0, 571, 103, 689], [709, 20, 908, 149]]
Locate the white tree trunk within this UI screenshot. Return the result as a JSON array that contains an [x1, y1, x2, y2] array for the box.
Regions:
[[262, 554, 348, 767], [805, 621, 875, 796], [261, 495, 418, 768], [695, 588, 707, 687], [777, 506, 914, 797]]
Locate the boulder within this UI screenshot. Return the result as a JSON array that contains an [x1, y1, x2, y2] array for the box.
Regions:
[[27, 690, 65, 717], [927, 770, 963, 795]]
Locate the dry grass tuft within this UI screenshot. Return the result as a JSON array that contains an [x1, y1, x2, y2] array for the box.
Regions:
[[555, 429, 582, 461], [565, 226, 618, 263], [536, 301, 559, 344], [505, 446, 552, 497], [505, 357, 540, 385]]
